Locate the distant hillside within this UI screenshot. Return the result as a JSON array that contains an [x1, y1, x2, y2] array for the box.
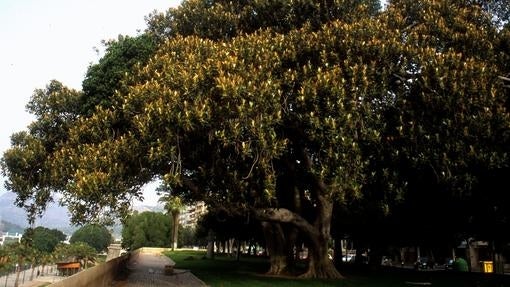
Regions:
[[0, 191, 164, 238], [0, 191, 72, 230], [133, 204, 164, 213], [0, 219, 24, 234]]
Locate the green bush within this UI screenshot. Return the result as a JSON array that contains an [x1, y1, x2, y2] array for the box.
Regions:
[[453, 257, 469, 272]]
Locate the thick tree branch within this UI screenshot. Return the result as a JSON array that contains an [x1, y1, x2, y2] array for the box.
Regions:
[[498, 75, 510, 82], [254, 207, 320, 238], [295, 146, 333, 229]]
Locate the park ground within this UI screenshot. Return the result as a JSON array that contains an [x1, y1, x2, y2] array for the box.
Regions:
[[164, 250, 510, 287]]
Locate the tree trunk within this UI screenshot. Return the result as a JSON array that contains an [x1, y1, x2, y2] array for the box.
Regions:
[[333, 238, 343, 268], [227, 239, 232, 256], [171, 211, 180, 251], [256, 201, 343, 279], [494, 252, 504, 274], [355, 244, 365, 265], [299, 201, 343, 279], [492, 241, 505, 274], [302, 241, 342, 279], [368, 243, 383, 269], [206, 229, 215, 259], [14, 259, 22, 287], [30, 264, 35, 281], [236, 239, 242, 261], [261, 222, 289, 275], [466, 239, 477, 272]]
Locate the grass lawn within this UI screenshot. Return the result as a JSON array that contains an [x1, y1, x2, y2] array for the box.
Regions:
[[164, 250, 510, 287]]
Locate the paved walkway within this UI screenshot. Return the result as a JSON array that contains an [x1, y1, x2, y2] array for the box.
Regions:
[[113, 252, 206, 287], [0, 266, 64, 287], [19, 275, 61, 287]]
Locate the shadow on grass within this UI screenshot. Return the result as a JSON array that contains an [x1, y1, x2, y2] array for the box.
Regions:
[[164, 250, 510, 287]]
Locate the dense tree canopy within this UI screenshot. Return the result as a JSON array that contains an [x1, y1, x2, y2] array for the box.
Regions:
[[146, 0, 381, 41], [81, 34, 158, 115], [23, 226, 66, 253], [1, 81, 81, 222], [70, 224, 112, 252], [121, 211, 172, 250], [53, 242, 96, 268]]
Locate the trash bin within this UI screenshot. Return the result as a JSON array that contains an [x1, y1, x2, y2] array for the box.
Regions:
[[164, 264, 174, 275], [482, 261, 493, 273]]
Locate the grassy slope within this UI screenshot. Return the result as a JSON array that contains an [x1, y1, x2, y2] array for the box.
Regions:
[[164, 250, 510, 287]]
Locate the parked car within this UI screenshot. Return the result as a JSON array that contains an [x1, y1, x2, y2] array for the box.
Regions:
[[415, 257, 431, 269], [342, 254, 355, 262], [382, 256, 393, 266], [445, 258, 454, 270]]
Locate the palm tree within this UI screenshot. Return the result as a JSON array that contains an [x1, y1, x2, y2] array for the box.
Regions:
[[0, 246, 8, 268], [28, 249, 41, 281], [158, 190, 183, 251], [9, 242, 31, 287], [40, 252, 53, 275]]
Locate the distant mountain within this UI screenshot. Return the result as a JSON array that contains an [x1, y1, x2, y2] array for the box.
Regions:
[[132, 204, 164, 213], [0, 219, 24, 234], [0, 191, 72, 231], [0, 191, 164, 237]]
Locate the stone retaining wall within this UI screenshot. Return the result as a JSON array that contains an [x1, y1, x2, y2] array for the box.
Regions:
[[48, 253, 128, 287], [47, 247, 172, 287]]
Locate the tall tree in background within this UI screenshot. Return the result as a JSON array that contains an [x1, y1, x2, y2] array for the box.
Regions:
[[24, 226, 66, 253], [70, 224, 112, 252], [121, 211, 172, 250], [157, 187, 183, 251]]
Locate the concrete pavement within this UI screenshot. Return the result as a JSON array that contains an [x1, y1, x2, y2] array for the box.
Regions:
[[113, 252, 206, 287], [0, 266, 64, 287]]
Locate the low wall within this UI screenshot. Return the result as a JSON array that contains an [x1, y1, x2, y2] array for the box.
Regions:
[[47, 247, 171, 287], [48, 253, 128, 287], [137, 247, 172, 255]]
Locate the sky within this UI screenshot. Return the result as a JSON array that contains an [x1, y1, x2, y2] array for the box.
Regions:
[[0, 0, 181, 206]]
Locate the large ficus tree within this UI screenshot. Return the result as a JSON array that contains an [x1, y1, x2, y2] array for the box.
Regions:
[[2, 0, 510, 279]]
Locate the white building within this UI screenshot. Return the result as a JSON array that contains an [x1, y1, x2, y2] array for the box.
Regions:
[[0, 232, 22, 246], [179, 202, 207, 228]]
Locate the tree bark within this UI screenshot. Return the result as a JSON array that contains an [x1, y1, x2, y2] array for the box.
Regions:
[[254, 146, 344, 279], [227, 239, 234, 256], [30, 264, 35, 281], [261, 222, 289, 275], [368, 243, 383, 269], [256, 202, 343, 279], [333, 238, 343, 268], [354, 243, 365, 265], [206, 229, 215, 259], [299, 199, 343, 279], [171, 210, 180, 251], [236, 239, 242, 261], [303, 241, 342, 279], [248, 241, 253, 255], [14, 258, 22, 287]]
